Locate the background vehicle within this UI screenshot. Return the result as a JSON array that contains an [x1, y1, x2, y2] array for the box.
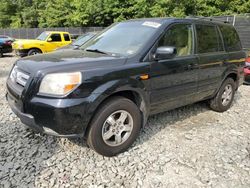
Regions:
[[12, 31, 72, 56], [0, 38, 13, 57], [244, 57, 250, 84], [0, 35, 14, 42], [56, 33, 96, 51], [6, 18, 245, 156], [70, 34, 81, 40]]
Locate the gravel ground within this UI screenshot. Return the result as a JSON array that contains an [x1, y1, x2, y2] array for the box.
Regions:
[[0, 55, 250, 188]]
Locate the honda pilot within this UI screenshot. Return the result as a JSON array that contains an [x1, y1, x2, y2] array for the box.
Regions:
[[6, 18, 245, 156]]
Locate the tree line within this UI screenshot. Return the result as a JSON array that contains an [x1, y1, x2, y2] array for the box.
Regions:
[[0, 0, 249, 28]]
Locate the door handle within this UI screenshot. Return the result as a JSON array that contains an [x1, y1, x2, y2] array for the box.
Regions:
[[187, 63, 198, 70], [187, 64, 193, 69]]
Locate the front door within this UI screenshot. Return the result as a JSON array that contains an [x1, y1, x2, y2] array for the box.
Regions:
[[46, 33, 64, 52], [149, 23, 199, 114]]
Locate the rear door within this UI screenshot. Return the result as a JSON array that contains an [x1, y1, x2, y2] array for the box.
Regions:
[[195, 24, 228, 101], [219, 25, 246, 86], [149, 23, 199, 114], [62, 33, 72, 46]]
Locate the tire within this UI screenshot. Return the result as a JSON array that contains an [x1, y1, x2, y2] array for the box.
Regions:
[[27, 49, 42, 56], [0, 49, 3, 58], [87, 96, 142, 156], [210, 78, 236, 112]]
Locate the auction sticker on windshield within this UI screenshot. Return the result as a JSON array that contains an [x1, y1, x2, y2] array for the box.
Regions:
[[142, 21, 161, 28]]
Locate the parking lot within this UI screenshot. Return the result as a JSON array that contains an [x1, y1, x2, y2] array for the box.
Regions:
[[0, 55, 250, 187]]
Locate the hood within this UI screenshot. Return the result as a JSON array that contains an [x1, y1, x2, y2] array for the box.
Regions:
[[16, 49, 127, 75], [14, 39, 44, 45]]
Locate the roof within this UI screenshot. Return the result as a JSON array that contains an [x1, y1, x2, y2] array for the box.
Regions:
[[125, 17, 231, 26], [42, 31, 70, 34]]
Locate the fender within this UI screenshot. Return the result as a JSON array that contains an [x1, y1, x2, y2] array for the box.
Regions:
[[28, 47, 43, 53], [82, 77, 151, 134], [212, 63, 241, 97]]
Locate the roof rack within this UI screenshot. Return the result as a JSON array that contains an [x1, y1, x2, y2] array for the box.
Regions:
[[186, 16, 230, 24]]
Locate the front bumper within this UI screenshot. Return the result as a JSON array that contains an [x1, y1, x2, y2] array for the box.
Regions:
[[7, 93, 43, 133], [6, 90, 93, 138], [14, 49, 29, 57], [1, 46, 12, 54]]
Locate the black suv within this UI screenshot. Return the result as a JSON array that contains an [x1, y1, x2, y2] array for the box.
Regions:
[[6, 18, 245, 156]]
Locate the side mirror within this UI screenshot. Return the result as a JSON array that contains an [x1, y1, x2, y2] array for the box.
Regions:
[[47, 38, 52, 42], [154, 46, 177, 60], [73, 45, 80, 49]]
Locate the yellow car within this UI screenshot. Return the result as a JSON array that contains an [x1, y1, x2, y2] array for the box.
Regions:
[[12, 31, 72, 56]]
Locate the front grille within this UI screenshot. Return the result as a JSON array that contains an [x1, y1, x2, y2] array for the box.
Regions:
[[10, 66, 30, 87]]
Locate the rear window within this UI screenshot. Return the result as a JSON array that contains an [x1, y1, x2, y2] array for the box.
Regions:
[[196, 25, 223, 54], [219, 25, 242, 52], [64, 34, 70, 41]]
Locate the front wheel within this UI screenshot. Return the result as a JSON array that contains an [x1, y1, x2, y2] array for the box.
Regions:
[[87, 96, 142, 156], [27, 49, 42, 56], [210, 78, 236, 112], [0, 49, 3, 57]]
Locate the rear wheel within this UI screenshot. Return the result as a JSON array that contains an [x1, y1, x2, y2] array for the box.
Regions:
[[87, 96, 142, 156], [27, 49, 42, 56], [210, 78, 236, 112], [0, 49, 3, 57]]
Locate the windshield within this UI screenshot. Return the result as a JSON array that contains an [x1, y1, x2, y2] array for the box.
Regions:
[[73, 33, 95, 46], [36, 32, 50, 41], [81, 21, 161, 56]]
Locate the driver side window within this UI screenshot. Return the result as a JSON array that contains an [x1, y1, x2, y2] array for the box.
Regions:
[[158, 24, 193, 56], [49, 33, 62, 42]]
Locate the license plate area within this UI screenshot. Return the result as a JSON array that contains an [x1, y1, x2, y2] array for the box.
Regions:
[[7, 91, 23, 112]]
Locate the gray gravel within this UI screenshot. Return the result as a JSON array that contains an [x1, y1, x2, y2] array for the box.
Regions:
[[0, 55, 250, 188]]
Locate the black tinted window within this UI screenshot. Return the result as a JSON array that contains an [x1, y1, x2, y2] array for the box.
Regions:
[[196, 25, 223, 53], [50, 34, 62, 42], [64, 34, 70, 41], [219, 25, 241, 52], [158, 24, 193, 56]]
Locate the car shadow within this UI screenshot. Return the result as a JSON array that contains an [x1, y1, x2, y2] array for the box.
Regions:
[[68, 100, 211, 149], [68, 89, 243, 150], [139, 102, 209, 141]]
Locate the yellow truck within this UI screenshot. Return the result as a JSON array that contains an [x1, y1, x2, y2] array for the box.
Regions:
[[12, 31, 72, 56]]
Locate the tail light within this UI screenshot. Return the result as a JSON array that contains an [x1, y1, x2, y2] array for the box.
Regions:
[[4, 41, 12, 45], [246, 57, 250, 67], [244, 67, 250, 75]]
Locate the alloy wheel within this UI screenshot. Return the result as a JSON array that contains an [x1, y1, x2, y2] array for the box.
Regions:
[[102, 110, 133, 147], [221, 84, 233, 106]]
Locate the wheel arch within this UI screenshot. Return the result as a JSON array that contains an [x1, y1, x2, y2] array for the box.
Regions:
[[84, 89, 150, 138], [226, 72, 237, 82], [28, 47, 43, 53], [210, 71, 238, 100], [223, 71, 239, 89]]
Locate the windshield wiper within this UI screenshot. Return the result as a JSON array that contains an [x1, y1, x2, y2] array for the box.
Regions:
[[85, 48, 109, 55]]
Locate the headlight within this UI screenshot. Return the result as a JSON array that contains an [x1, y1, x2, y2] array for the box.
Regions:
[[39, 72, 82, 96]]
